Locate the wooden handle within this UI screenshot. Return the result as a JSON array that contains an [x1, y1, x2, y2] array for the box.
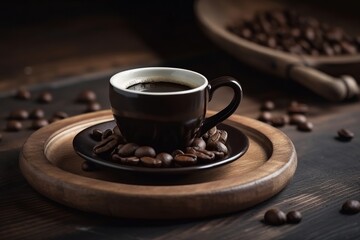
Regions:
[[289, 65, 359, 101]]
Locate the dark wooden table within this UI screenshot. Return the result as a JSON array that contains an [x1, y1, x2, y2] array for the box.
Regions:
[[1, 1, 359, 239]]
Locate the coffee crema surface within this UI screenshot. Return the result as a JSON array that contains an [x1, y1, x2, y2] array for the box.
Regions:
[[127, 82, 191, 93]]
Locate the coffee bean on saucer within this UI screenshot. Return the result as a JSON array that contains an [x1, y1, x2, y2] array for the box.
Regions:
[[206, 141, 228, 155], [174, 154, 197, 166], [140, 156, 162, 167], [191, 138, 206, 150], [102, 129, 113, 140], [15, 88, 31, 100], [6, 120, 22, 131], [53, 111, 68, 119], [297, 121, 314, 132], [37, 91, 53, 103], [93, 135, 120, 155], [117, 143, 139, 157], [186, 147, 215, 162], [337, 128, 354, 141], [271, 115, 289, 127], [135, 146, 156, 158], [289, 114, 307, 125], [85, 102, 101, 112], [91, 129, 103, 141], [341, 200, 360, 214], [8, 109, 29, 120], [264, 209, 287, 226], [29, 108, 45, 119], [112, 154, 140, 166], [172, 149, 184, 158], [203, 126, 217, 140], [261, 100, 275, 111], [258, 111, 272, 123], [286, 210, 302, 224], [156, 153, 173, 167], [31, 119, 49, 130], [77, 90, 97, 103]]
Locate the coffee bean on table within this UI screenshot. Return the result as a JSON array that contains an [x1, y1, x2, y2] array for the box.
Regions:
[[264, 209, 287, 226], [15, 88, 31, 100], [341, 200, 360, 214], [91, 129, 103, 141], [258, 111, 272, 123], [85, 102, 101, 112], [117, 143, 139, 157], [37, 92, 53, 103], [77, 90, 97, 103], [174, 154, 197, 166], [261, 100, 275, 111], [156, 153, 173, 167], [297, 121, 314, 132], [31, 119, 49, 130], [29, 108, 45, 119], [289, 114, 307, 125], [288, 102, 309, 115], [140, 156, 162, 167], [6, 120, 22, 131], [271, 115, 289, 127], [8, 109, 29, 120], [286, 210, 302, 224], [135, 146, 156, 158], [337, 128, 354, 141]]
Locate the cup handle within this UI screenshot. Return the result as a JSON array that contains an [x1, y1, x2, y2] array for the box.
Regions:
[[199, 76, 243, 136]]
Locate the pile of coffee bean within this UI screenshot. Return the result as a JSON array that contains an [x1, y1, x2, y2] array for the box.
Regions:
[[227, 9, 360, 56], [90, 125, 229, 169], [263, 208, 302, 226], [258, 100, 314, 132]]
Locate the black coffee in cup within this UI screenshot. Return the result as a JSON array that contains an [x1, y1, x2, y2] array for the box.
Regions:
[[127, 80, 191, 93]]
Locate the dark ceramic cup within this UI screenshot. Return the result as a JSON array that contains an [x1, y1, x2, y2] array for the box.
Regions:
[[109, 67, 242, 152]]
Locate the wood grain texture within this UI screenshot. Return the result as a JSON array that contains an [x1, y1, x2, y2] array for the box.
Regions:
[[19, 110, 296, 219]]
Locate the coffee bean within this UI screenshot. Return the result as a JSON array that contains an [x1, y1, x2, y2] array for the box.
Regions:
[[53, 111, 68, 119], [81, 161, 97, 171], [6, 120, 22, 131], [337, 128, 354, 141], [289, 114, 307, 125], [261, 100, 275, 111], [171, 149, 184, 158], [286, 210, 302, 224], [112, 154, 140, 166], [77, 90, 97, 103], [288, 102, 309, 114], [203, 126, 217, 140], [174, 154, 197, 166], [271, 115, 289, 127], [29, 108, 45, 119], [140, 156, 162, 167], [37, 92, 53, 103], [117, 143, 139, 157], [93, 135, 120, 155], [186, 147, 215, 162], [156, 153, 173, 167], [191, 138, 206, 150], [258, 111, 272, 123], [8, 109, 29, 120], [85, 102, 101, 112], [113, 126, 121, 136], [48, 117, 61, 123], [135, 146, 156, 158], [341, 200, 360, 214], [15, 88, 31, 100], [206, 141, 228, 155], [297, 121, 314, 132], [91, 129, 103, 141], [102, 129, 114, 139], [264, 209, 287, 226], [31, 119, 49, 130]]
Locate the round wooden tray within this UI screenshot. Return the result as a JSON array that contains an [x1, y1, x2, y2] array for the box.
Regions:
[[20, 110, 297, 219]]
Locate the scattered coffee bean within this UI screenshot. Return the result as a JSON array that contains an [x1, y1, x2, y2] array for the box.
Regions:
[[261, 100, 275, 111], [135, 146, 156, 158], [264, 209, 287, 226], [31, 119, 49, 130], [117, 143, 139, 157], [258, 111, 272, 123], [81, 161, 97, 171], [156, 153, 173, 167], [341, 200, 360, 214], [337, 128, 354, 142], [191, 138, 206, 150], [288, 102, 309, 115], [77, 90, 97, 103], [206, 141, 228, 155], [37, 92, 53, 103], [8, 109, 29, 120], [186, 147, 216, 162], [297, 121, 314, 132], [6, 120, 22, 131], [102, 129, 113, 140], [174, 153, 197, 166], [271, 115, 289, 127], [53, 111, 68, 119], [85, 102, 101, 112], [91, 129, 103, 141], [140, 156, 162, 167], [289, 114, 307, 125], [29, 108, 45, 119], [286, 210, 302, 224], [93, 135, 120, 155], [112, 154, 140, 166], [15, 88, 31, 100]]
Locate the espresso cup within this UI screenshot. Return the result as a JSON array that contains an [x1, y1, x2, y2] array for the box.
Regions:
[[109, 67, 242, 152]]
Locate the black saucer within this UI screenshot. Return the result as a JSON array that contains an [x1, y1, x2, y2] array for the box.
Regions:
[[73, 120, 249, 174]]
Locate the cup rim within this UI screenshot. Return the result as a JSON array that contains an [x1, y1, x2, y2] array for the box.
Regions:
[[110, 67, 208, 96]]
